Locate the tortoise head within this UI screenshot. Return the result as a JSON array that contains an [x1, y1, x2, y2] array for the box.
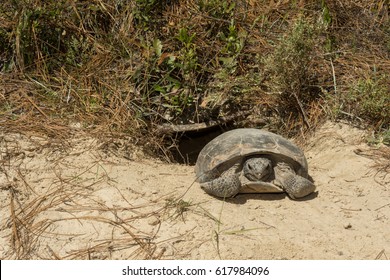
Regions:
[[242, 157, 272, 181]]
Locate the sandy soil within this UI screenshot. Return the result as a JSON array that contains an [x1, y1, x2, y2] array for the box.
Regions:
[[0, 121, 389, 260]]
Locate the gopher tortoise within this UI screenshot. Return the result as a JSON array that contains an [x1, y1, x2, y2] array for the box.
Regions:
[[195, 128, 315, 199]]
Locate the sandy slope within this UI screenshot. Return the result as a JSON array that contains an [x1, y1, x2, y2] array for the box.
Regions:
[[0, 121, 389, 259]]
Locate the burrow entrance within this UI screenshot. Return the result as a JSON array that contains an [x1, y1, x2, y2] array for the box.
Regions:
[[169, 124, 234, 165]]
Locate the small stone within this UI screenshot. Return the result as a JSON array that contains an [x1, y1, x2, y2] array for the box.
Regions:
[[344, 223, 352, 229], [148, 216, 160, 226]]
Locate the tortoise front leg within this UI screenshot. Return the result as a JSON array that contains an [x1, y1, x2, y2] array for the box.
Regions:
[[273, 162, 316, 199], [200, 165, 241, 198]]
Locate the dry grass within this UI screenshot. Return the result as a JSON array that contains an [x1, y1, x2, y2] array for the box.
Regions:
[[3, 182, 170, 259], [1, 0, 388, 148], [2, 173, 206, 259]]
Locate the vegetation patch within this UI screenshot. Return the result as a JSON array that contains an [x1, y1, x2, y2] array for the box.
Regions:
[[1, 0, 389, 158]]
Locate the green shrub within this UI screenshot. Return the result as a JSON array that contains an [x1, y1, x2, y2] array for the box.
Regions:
[[346, 75, 390, 126], [266, 18, 315, 96]]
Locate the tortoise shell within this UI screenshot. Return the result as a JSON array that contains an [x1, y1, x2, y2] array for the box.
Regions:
[[195, 128, 309, 183]]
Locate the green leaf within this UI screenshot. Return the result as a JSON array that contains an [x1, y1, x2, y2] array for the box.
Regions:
[[153, 38, 162, 57]]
